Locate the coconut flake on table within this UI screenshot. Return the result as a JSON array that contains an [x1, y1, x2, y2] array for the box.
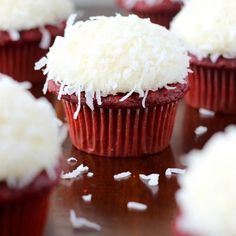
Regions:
[[199, 108, 215, 117], [61, 164, 89, 179], [113, 171, 132, 181], [8, 29, 20, 41], [67, 157, 77, 165], [127, 202, 148, 211], [82, 194, 92, 203], [139, 174, 159, 186], [70, 210, 101, 231], [87, 172, 94, 178], [39, 27, 51, 49], [195, 126, 208, 137], [165, 168, 186, 176]]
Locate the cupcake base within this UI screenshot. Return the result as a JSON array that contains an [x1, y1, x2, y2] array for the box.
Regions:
[[116, 0, 182, 28], [130, 8, 180, 28], [186, 56, 236, 114], [64, 101, 178, 157], [49, 81, 188, 157], [0, 167, 60, 236]]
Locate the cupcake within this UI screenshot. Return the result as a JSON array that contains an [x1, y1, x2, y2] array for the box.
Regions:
[[37, 15, 190, 158], [117, 0, 183, 28], [175, 126, 236, 236], [0, 0, 74, 83], [0, 75, 66, 236], [171, 0, 236, 114]]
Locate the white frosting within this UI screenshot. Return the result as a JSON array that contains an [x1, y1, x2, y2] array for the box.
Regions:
[[171, 0, 236, 62], [0, 75, 66, 188], [177, 126, 236, 236], [38, 15, 189, 117], [0, 0, 74, 31]]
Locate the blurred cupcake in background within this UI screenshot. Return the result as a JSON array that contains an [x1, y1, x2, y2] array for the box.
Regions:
[[37, 14, 190, 158], [0, 0, 75, 83], [175, 126, 236, 236], [0, 75, 66, 236], [171, 0, 236, 114], [116, 0, 183, 28]]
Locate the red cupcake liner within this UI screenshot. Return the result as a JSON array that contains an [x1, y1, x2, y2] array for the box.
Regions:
[[0, 23, 65, 84], [131, 10, 180, 28], [0, 190, 50, 236], [186, 63, 236, 114], [63, 100, 179, 157], [0, 166, 61, 236], [0, 42, 47, 83]]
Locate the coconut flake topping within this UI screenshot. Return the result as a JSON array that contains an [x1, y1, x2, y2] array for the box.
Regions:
[[70, 210, 101, 231], [127, 202, 148, 211], [171, 0, 236, 62], [0, 76, 65, 188], [176, 126, 236, 236], [0, 0, 74, 31], [39, 14, 189, 118]]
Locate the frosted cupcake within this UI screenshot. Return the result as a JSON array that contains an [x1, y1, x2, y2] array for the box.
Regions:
[[175, 126, 236, 236], [0, 0, 74, 83], [171, 0, 236, 114], [0, 75, 66, 236], [37, 15, 190, 158], [117, 0, 182, 28]]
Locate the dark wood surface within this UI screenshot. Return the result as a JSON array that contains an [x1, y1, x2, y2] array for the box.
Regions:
[[31, 5, 236, 236]]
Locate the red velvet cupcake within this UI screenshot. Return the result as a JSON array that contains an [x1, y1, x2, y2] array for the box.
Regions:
[[0, 0, 74, 83], [0, 76, 66, 236], [171, 0, 236, 114], [174, 127, 236, 236], [38, 15, 190, 157], [117, 0, 182, 28]]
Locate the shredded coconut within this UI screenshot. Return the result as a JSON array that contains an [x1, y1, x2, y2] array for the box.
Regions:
[[67, 157, 77, 165], [194, 126, 208, 137], [61, 164, 89, 179], [82, 194, 92, 203], [8, 29, 20, 41], [113, 171, 132, 181], [0, 76, 65, 188], [39, 15, 189, 118], [127, 202, 148, 211], [171, 0, 236, 62], [176, 126, 236, 236], [39, 27, 51, 49], [0, 0, 75, 31], [70, 210, 101, 231], [165, 168, 186, 176], [139, 173, 159, 186], [199, 108, 215, 117], [87, 172, 94, 178]]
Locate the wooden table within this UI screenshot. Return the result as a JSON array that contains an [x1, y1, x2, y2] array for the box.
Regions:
[[36, 5, 236, 236]]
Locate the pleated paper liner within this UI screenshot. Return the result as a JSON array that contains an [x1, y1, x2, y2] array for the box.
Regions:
[[0, 23, 65, 84], [0, 42, 46, 83], [63, 101, 179, 157], [186, 62, 236, 114], [0, 167, 60, 236], [0, 192, 50, 236]]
